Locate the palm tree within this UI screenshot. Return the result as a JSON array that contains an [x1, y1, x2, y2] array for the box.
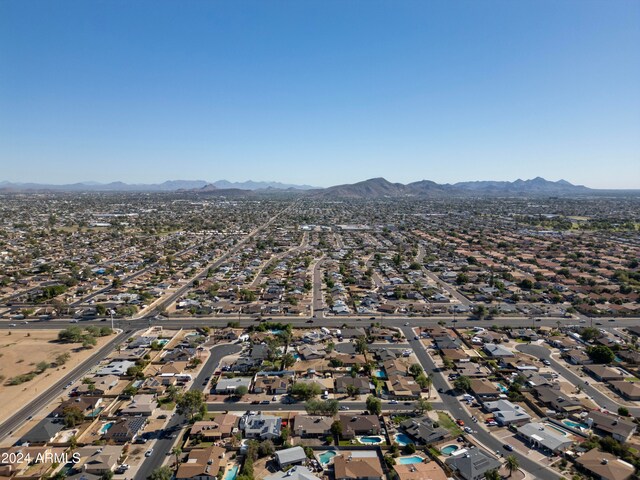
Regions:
[[505, 455, 519, 477], [484, 469, 501, 480], [171, 446, 182, 473], [425, 373, 433, 399]]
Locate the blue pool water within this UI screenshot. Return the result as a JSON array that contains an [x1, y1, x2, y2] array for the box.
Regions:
[[270, 329, 284, 335], [397, 455, 425, 465], [394, 433, 413, 446], [562, 420, 589, 430], [441, 445, 459, 455], [224, 465, 239, 480], [99, 422, 114, 434], [292, 353, 301, 360], [318, 451, 337, 465], [88, 407, 103, 418], [359, 436, 384, 444], [497, 383, 508, 393], [373, 369, 387, 379]]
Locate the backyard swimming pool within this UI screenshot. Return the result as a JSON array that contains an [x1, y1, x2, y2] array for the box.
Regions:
[[373, 369, 387, 379], [318, 451, 337, 465], [397, 455, 425, 465], [393, 433, 413, 446], [99, 422, 114, 434], [497, 383, 508, 393], [359, 436, 384, 445], [441, 445, 459, 456], [562, 420, 589, 430], [223, 465, 239, 480]]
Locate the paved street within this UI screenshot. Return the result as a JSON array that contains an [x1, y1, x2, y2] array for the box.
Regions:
[[401, 326, 563, 480], [136, 342, 242, 480], [517, 343, 640, 416]]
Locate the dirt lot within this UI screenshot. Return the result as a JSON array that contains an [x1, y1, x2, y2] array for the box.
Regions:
[[0, 329, 113, 424]]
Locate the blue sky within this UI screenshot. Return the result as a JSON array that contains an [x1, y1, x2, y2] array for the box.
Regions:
[[1, 1, 639, 188]]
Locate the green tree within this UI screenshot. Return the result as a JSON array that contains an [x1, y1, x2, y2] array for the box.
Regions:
[[409, 364, 423, 377], [587, 345, 615, 364], [148, 466, 172, 480], [618, 406, 630, 417], [366, 395, 382, 415], [235, 385, 248, 398], [176, 390, 205, 421], [505, 455, 519, 477], [454, 376, 472, 392], [171, 446, 182, 473], [346, 384, 359, 398], [413, 398, 432, 415], [281, 353, 296, 370], [330, 420, 342, 441], [484, 469, 501, 480], [63, 405, 85, 428], [290, 382, 321, 400]]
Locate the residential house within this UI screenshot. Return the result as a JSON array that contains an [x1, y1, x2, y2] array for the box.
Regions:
[[333, 453, 384, 480], [75, 375, 119, 396], [243, 414, 282, 440], [121, 394, 156, 416], [298, 345, 326, 361], [96, 360, 135, 376], [532, 385, 583, 414], [469, 379, 500, 400], [338, 414, 380, 439], [189, 414, 239, 440], [253, 375, 291, 395], [51, 397, 102, 418], [74, 446, 121, 475], [483, 400, 531, 426], [385, 375, 421, 399], [516, 422, 574, 453], [445, 448, 501, 480], [583, 365, 626, 382], [19, 419, 64, 445], [586, 411, 636, 443], [213, 377, 252, 394], [576, 449, 634, 480], [382, 359, 407, 377], [483, 343, 515, 358], [176, 446, 227, 480], [609, 381, 640, 401], [440, 349, 471, 364], [293, 416, 333, 438], [275, 446, 307, 469], [400, 416, 450, 444], [565, 350, 593, 365], [103, 417, 146, 444], [394, 462, 447, 480], [335, 376, 371, 395], [264, 467, 321, 480]]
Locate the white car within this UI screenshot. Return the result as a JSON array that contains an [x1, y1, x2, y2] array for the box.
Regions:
[[145, 449, 153, 457], [464, 426, 473, 434], [389, 400, 398, 405]]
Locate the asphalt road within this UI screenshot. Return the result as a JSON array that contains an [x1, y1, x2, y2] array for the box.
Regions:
[[3, 315, 638, 332], [135, 342, 242, 480], [401, 326, 562, 480], [0, 329, 132, 443], [516, 343, 640, 417]]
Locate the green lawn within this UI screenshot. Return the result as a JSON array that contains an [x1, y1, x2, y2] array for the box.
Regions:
[[437, 412, 463, 436]]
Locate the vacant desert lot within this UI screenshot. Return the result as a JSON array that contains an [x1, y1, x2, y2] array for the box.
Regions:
[[0, 329, 113, 424]]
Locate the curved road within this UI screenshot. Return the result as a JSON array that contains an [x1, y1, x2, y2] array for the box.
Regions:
[[136, 342, 242, 480]]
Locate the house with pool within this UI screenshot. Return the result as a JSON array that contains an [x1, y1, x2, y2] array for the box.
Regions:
[[400, 416, 450, 445], [333, 452, 384, 480], [175, 446, 227, 480], [338, 414, 380, 439], [516, 422, 574, 454], [394, 461, 447, 480]]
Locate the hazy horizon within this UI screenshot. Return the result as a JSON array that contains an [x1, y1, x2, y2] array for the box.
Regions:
[[1, 1, 639, 189]]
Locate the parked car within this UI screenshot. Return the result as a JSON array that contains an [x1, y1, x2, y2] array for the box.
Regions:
[[145, 449, 153, 457], [389, 400, 398, 404], [339, 406, 350, 410], [456, 419, 465, 426], [503, 444, 513, 451], [464, 426, 473, 434]]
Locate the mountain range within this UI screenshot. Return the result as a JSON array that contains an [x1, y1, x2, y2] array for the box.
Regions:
[[0, 176, 632, 197]]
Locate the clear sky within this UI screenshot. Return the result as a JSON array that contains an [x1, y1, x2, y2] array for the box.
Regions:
[[1, 1, 639, 188]]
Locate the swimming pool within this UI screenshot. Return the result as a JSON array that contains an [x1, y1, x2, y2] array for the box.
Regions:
[[441, 445, 459, 456], [99, 422, 114, 434], [393, 433, 413, 446], [562, 420, 589, 430], [359, 436, 384, 444], [318, 451, 337, 465], [224, 464, 239, 480], [373, 369, 387, 379], [397, 455, 425, 465], [544, 423, 570, 436], [497, 383, 508, 393]]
